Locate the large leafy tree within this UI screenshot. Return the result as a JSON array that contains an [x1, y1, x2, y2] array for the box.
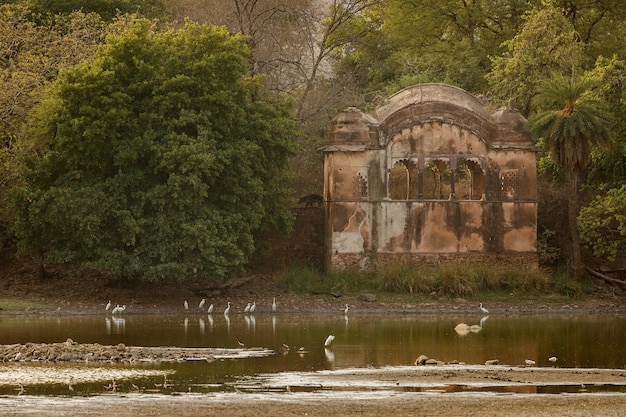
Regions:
[[12, 19, 298, 280], [23, 0, 163, 21], [332, 0, 532, 96], [528, 72, 612, 279], [0, 4, 108, 248], [487, 2, 584, 115], [578, 184, 626, 263]]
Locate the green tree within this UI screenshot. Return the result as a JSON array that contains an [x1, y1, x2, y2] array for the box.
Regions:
[[487, 2, 584, 115], [528, 72, 612, 279], [578, 184, 626, 263], [332, 0, 532, 96], [23, 0, 163, 21], [12, 19, 298, 280], [584, 56, 626, 189], [0, 4, 108, 249]]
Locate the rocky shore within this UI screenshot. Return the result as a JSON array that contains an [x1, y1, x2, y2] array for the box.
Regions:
[[0, 339, 273, 363]]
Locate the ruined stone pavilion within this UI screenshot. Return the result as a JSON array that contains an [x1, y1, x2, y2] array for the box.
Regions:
[[321, 84, 539, 272]]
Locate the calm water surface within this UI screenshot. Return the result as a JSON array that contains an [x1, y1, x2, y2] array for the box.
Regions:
[[1, 312, 625, 395]]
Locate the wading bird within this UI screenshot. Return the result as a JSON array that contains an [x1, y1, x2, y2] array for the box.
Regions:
[[243, 303, 251, 313], [207, 304, 214, 314], [199, 299, 206, 309], [184, 300, 189, 310], [224, 302, 231, 315], [479, 303, 489, 314], [250, 301, 256, 313], [272, 297, 277, 312], [105, 300, 111, 311], [111, 305, 126, 315], [324, 335, 335, 347]]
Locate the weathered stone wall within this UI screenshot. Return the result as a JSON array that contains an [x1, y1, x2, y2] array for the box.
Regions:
[[322, 83, 539, 272], [331, 252, 540, 273]]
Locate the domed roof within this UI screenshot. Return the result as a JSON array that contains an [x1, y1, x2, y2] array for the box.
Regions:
[[374, 84, 491, 123]]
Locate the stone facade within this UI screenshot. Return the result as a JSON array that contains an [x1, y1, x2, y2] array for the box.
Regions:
[[321, 84, 539, 272]]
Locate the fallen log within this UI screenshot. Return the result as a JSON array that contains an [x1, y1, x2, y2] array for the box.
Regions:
[[586, 267, 626, 289]]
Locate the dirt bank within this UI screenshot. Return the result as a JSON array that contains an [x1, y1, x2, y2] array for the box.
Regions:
[[2, 383, 626, 417]]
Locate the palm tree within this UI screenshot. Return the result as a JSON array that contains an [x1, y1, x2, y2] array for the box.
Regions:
[[528, 72, 612, 279]]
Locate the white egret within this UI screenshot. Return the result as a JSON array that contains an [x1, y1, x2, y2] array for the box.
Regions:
[[184, 300, 189, 310], [199, 299, 206, 309], [111, 305, 126, 314], [243, 303, 251, 313], [250, 301, 256, 313], [324, 334, 335, 347], [549, 356, 558, 363], [224, 301, 231, 315], [344, 304, 349, 314], [207, 304, 214, 314], [105, 300, 111, 311], [525, 359, 535, 366], [272, 297, 277, 312], [479, 303, 489, 314]]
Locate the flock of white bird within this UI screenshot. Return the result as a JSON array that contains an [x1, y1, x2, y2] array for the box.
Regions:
[[103, 300, 558, 363], [103, 296, 342, 350], [104, 297, 283, 316]]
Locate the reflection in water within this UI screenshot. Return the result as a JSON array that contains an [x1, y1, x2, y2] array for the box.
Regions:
[[224, 314, 230, 333], [112, 317, 125, 334], [3, 313, 626, 397], [2, 314, 626, 370], [105, 317, 126, 335], [324, 348, 335, 366]]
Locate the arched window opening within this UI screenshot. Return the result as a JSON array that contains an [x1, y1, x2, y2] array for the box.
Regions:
[[388, 159, 417, 200], [456, 159, 484, 200], [423, 159, 451, 199]]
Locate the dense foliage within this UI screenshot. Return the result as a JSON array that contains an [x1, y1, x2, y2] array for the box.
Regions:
[[12, 19, 297, 279], [579, 185, 626, 262], [2, 0, 626, 278]]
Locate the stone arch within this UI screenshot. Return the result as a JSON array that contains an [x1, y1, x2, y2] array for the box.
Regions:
[[322, 84, 539, 272]]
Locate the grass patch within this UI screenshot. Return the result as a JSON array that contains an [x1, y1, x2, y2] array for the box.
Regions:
[[274, 266, 324, 294], [0, 298, 51, 311], [550, 268, 590, 297], [377, 261, 436, 294], [275, 263, 558, 299]]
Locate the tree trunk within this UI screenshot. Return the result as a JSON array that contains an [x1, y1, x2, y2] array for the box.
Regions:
[[567, 176, 584, 280]]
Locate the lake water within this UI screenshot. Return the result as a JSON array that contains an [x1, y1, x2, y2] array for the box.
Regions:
[[1, 312, 625, 395]]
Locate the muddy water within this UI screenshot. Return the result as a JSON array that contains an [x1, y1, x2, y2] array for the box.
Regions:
[[1, 313, 625, 395]]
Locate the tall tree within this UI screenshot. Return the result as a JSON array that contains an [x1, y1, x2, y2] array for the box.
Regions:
[[0, 4, 108, 249], [160, 1, 374, 195], [487, 2, 584, 115], [331, 0, 532, 96], [528, 72, 612, 279], [12, 19, 298, 280]]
